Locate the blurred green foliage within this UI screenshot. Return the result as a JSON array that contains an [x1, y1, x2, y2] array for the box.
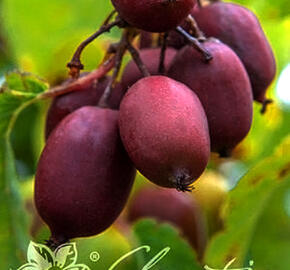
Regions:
[[0, 0, 289, 269]]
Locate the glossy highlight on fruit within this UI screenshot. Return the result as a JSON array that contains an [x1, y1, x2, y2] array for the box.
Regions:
[[35, 106, 136, 245], [128, 186, 207, 258], [111, 0, 196, 32], [119, 76, 210, 190], [168, 40, 253, 156], [192, 2, 276, 103], [121, 48, 177, 90], [45, 75, 124, 139]]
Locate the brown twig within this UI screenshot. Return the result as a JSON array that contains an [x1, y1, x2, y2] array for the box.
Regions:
[[126, 41, 150, 78], [40, 56, 115, 99], [186, 15, 205, 41], [260, 99, 273, 114], [98, 31, 129, 108], [158, 32, 168, 74], [176, 26, 213, 62], [67, 18, 124, 78], [102, 10, 117, 26]]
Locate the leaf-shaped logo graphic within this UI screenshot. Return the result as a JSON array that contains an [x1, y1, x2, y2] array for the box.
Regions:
[[64, 265, 91, 270], [17, 264, 38, 270], [54, 243, 77, 268], [16, 241, 91, 270], [27, 242, 54, 269]]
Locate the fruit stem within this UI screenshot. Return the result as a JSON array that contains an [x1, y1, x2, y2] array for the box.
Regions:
[[158, 32, 169, 74], [260, 98, 273, 114], [98, 30, 129, 108], [219, 148, 232, 158], [175, 26, 213, 62], [40, 56, 115, 99], [67, 17, 125, 78], [126, 39, 150, 78], [186, 15, 206, 41], [102, 10, 117, 26], [45, 235, 68, 251]]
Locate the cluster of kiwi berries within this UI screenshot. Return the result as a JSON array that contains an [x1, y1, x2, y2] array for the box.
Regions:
[[34, 0, 276, 253]]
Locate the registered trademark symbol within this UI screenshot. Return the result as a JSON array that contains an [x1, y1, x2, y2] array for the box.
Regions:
[[90, 251, 100, 262]]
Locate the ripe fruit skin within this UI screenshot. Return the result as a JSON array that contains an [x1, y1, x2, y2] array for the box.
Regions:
[[119, 76, 210, 190], [168, 40, 253, 156], [128, 186, 207, 258], [121, 48, 177, 90], [192, 2, 276, 103], [45, 76, 125, 139], [111, 0, 196, 32], [35, 106, 136, 244]]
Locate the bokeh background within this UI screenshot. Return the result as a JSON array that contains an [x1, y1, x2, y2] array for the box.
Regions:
[[0, 0, 289, 269]]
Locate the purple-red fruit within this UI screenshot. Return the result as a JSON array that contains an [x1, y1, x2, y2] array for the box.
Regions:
[[111, 0, 196, 32], [119, 76, 210, 190], [168, 40, 253, 156], [45, 76, 124, 139], [192, 2, 276, 103], [128, 186, 207, 258], [121, 48, 177, 90], [35, 106, 136, 245]]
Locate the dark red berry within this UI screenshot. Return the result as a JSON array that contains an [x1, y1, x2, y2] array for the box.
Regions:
[[111, 0, 196, 32], [119, 76, 210, 190], [192, 2, 276, 103], [168, 39, 253, 156], [128, 186, 207, 258], [35, 106, 136, 246], [45, 75, 125, 139]]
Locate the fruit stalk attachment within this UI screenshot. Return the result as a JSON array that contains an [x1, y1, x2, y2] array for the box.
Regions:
[[126, 38, 150, 78], [98, 30, 129, 108], [158, 32, 169, 74], [186, 14, 205, 41], [67, 16, 125, 78], [41, 56, 115, 99], [175, 26, 212, 61]]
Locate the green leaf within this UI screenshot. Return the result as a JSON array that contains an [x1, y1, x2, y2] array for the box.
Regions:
[[132, 219, 202, 270], [249, 178, 290, 270], [0, 71, 48, 269], [205, 136, 290, 268], [0, 72, 48, 137]]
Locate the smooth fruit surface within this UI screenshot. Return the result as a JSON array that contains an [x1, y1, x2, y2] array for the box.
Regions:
[[168, 40, 253, 156], [45, 76, 124, 139], [111, 0, 196, 32], [121, 48, 177, 90], [35, 106, 136, 244], [192, 2, 276, 103], [119, 76, 210, 190], [128, 186, 207, 258]]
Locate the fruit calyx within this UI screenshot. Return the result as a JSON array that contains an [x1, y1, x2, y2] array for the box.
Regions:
[[171, 169, 195, 192]]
